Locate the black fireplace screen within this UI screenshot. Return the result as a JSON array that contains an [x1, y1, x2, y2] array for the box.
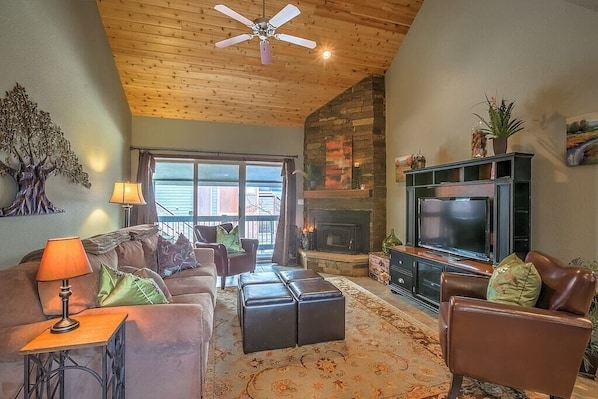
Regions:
[[317, 223, 361, 254], [310, 210, 370, 254]]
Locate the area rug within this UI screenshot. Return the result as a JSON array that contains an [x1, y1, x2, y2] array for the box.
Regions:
[[203, 276, 543, 399]]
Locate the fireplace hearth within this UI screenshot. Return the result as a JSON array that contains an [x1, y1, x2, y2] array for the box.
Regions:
[[311, 210, 370, 254]]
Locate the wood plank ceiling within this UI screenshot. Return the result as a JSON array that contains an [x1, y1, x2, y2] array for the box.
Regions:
[[96, 0, 423, 128]]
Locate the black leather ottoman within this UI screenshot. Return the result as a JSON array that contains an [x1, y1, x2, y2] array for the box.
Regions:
[[237, 272, 282, 324], [288, 279, 345, 346], [240, 282, 297, 353], [278, 269, 322, 285]]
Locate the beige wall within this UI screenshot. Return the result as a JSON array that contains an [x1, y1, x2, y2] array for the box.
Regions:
[[131, 116, 305, 223], [131, 116, 303, 158], [386, 0, 598, 262], [0, 1, 131, 268]]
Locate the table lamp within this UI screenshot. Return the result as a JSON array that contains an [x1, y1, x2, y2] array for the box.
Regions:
[[36, 237, 93, 333], [109, 181, 146, 227]]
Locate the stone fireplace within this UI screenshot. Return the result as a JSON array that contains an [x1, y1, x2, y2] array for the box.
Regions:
[[298, 75, 386, 276]]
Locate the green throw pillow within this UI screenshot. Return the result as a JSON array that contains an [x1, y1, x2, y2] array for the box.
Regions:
[[216, 225, 245, 253], [487, 253, 542, 307], [98, 264, 168, 307]]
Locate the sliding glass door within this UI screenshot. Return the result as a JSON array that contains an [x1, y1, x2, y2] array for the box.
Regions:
[[153, 159, 282, 260]]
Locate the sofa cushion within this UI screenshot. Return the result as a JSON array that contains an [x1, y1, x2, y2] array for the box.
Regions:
[[116, 240, 146, 269], [0, 262, 46, 329], [126, 224, 160, 272], [216, 225, 245, 253], [98, 265, 168, 307], [165, 275, 217, 305], [157, 234, 198, 277], [139, 235, 159, 272], [487, 253, 542, 307], [37, 250, 117, 316]]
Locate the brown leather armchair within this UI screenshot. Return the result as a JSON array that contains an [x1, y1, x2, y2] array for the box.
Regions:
[[194, 223, 258, 289], [439, 250, 597, 399]]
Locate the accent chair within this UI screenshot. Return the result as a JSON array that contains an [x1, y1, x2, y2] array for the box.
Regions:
[[439, 250, 597, 399], [194, 223, 258, 289]]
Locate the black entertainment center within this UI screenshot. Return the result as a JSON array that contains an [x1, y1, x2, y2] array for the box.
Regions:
[[389, 152, 533, 310]]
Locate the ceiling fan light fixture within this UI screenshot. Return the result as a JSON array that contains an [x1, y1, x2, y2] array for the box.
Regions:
[[214, 2, 316, 64], [260, 40, 272, 64]]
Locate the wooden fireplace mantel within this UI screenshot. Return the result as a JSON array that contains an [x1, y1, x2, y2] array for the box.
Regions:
[[303, 189, 372, 199]]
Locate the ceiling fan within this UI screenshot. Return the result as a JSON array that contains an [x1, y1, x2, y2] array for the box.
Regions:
[[214, 1, 317, 64]]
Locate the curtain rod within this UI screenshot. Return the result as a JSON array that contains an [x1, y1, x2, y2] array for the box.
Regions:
[[130, 146, 298, 159]]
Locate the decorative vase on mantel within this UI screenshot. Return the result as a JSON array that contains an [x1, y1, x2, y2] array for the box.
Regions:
[[471, 121, 487, 158], [382, 228, 402, 255], [492, 137, 508, 155]]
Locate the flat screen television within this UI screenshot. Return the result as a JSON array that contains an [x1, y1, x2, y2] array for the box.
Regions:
[[417, 197, 491, 262]]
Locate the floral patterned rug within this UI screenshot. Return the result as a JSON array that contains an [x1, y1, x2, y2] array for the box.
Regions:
[[203, 276, 543, 399]]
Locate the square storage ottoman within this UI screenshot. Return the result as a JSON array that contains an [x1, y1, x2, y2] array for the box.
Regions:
[[237, 272, 282, 324], [278, 269, 322, 285], [240, 282, 297, 353], [288, 279, 345, 346]]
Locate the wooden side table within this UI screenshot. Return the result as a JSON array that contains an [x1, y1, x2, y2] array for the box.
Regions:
[[368, 252, 390, 285], [20, 313, 127, 399]]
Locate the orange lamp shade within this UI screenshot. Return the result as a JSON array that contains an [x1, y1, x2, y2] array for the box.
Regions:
[[37, 237, 93, 282], [109, 182, 146, 205]]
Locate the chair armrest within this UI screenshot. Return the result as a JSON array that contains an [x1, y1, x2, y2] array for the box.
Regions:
[[440, 272, 489, 302], [240, 238, 258, 254], [195, 242, 228, 275]]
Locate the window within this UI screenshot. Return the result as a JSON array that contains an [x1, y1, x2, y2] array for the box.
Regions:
[[153, 159, 282, 260]]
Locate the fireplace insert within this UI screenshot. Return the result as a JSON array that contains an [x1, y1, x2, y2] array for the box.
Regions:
[[316, 222, 362, 254], [310, 209, 370, 254]]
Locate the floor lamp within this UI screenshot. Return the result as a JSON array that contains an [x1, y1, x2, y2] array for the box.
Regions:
[[109, 182, 146, 227]]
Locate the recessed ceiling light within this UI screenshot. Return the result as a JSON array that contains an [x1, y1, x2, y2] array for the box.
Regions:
[[322, 50, 332, 60]]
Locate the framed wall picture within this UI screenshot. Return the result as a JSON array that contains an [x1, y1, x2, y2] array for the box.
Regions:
[[395, 155, 413, 182], [325, 135, 352, 189], [566, 111, 598, 166]]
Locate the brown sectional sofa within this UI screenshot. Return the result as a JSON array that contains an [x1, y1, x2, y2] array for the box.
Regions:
[[0, 224, 217, 399]]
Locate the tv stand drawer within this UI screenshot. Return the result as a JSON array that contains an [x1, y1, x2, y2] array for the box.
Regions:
[[390, 250, 413, 275], [389, 266, 412, 294]]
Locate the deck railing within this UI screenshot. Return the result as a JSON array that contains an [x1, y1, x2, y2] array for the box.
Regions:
[[157, 215, 278, 260]]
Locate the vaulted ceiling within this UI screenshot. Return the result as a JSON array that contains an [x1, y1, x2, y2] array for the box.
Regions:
[[96, 0, 423, 127]]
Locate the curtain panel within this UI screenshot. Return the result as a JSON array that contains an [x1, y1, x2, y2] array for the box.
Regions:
[[131, 151, 158, 226], [272, 159, 297, 266]]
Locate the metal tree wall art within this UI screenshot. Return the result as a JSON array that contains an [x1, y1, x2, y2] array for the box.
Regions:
[[0, 83, 91, 216]]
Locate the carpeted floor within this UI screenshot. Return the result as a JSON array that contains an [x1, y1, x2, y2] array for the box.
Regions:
[[203, 276, 545, 399]]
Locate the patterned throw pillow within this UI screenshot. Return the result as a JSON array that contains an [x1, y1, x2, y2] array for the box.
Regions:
[[119, 266, 173, 303], [97, 264, 168, 307], [157, 233, 198, 277], [216, 225, 245, 253], [487, 253, 542, 307]]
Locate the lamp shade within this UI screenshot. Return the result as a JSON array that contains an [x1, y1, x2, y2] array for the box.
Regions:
[[260, 40, 272, 65], [37, 237, 93, 282], [109, 182, 146, 205]]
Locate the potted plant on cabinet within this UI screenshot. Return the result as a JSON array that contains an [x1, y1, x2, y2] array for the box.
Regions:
[[569, 257, 598, 379], [473, 95, 525, 155]]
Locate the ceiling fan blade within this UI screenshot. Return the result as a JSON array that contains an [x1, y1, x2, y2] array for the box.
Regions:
[[260, 40, 272, 65], [268, 4, 300, 28], [214, 4, 255, 27], [215, 34, 253, 48], [275, 33, 317, 49]]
